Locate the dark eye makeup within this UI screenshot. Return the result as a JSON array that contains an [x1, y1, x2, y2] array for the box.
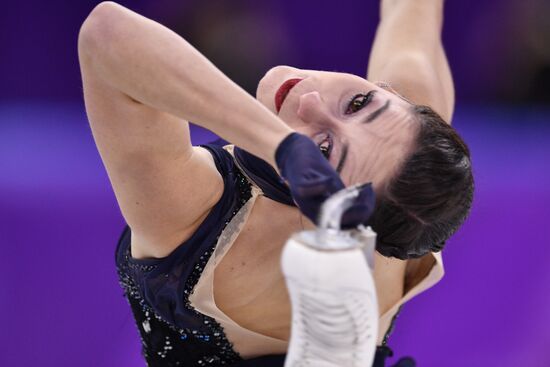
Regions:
[[345, 90, 376, 114]]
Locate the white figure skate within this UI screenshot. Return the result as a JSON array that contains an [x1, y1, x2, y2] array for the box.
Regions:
[[282, 185, 379, 367]]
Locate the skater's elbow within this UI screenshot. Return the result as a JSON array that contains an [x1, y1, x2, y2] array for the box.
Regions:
[[78, 2, 126, 58]]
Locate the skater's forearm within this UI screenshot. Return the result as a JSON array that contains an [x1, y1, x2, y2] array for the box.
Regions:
[[367, 0, 454, 121], [78, 1, 293, 167]]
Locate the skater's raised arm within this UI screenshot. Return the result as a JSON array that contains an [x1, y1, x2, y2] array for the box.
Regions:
[[367, 0, 454, 122], [78, 2, 352, 259], [78, 1, 293, 167]]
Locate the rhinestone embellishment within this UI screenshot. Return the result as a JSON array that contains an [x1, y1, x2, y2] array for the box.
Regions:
[[116, 163, 252, 366]]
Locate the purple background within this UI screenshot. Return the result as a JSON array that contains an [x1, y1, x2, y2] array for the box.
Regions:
[[1, 1, 550, 366]]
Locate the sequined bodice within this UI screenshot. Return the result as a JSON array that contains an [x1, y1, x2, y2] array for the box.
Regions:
[[114, 142, 429, 367], [115, 143, 253, 366]]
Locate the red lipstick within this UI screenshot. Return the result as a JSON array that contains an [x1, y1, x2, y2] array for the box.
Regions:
[[275, 78, 303, 113]]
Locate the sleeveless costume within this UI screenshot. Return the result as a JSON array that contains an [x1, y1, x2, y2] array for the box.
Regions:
[[115, 139, 444, 367]]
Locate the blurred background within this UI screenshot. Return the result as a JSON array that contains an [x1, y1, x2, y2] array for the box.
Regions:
[[1, 0, 549, 366]]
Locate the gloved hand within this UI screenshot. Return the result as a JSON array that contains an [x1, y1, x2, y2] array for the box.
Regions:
[[275, 132, 375, 229]]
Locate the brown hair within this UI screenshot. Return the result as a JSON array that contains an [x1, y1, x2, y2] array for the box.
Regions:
[[367, 105, 474, 259]]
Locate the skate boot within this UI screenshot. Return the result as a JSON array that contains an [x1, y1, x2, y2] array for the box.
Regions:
[[282, 185, 379, 367]]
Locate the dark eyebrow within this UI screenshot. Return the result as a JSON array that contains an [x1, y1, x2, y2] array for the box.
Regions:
[[336, 143, 349, 174], [364, 99, 391, 123]]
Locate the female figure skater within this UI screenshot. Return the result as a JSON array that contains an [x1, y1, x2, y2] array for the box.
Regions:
[[78, 0, 473, 366]]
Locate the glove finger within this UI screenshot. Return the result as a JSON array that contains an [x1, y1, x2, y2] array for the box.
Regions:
[[293, 175, 344, 198], [340, 183, 376, 229]]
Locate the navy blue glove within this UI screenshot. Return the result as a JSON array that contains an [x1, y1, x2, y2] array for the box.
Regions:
[[275, 132, 375, 229]]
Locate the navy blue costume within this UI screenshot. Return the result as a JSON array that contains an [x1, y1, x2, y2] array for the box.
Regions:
[[115, 139, 411, 367]]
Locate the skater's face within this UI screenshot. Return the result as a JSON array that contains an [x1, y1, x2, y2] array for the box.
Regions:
[[257, 66, 418, 191]]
